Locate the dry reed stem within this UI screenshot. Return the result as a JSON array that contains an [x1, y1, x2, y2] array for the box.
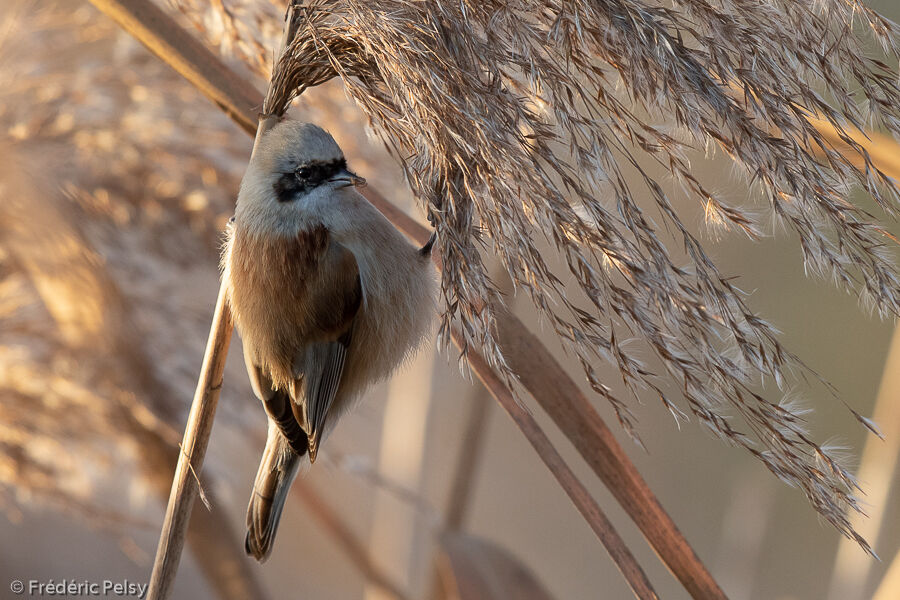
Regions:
[[810, 116, 900, 181], [455, 331, 659, 600], [442, 261, 513, 535], [85, 0, 260, 131], [144, 285, 233, 600]]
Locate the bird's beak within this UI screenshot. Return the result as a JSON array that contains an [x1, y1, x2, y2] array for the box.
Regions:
[[329, 169, 366, 189]]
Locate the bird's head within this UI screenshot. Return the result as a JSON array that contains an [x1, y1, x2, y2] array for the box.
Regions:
[[236, 121, 366, 235]]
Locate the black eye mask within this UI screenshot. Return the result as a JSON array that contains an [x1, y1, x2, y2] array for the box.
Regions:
[[274, 157, 347, 203]]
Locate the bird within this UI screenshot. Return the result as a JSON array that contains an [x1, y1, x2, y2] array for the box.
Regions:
[[222, 120, 436, 561]]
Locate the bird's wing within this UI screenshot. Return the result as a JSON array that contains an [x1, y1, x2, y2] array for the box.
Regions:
[[290, 237, 362, 462], [243, 347, 308, 456]]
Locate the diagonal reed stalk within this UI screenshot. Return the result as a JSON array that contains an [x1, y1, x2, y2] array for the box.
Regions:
[[456, 334, 658, 599], [88, 0, 900, 598]]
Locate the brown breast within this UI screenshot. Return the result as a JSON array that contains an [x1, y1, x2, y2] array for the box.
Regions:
[[228, 224, 329, 385]]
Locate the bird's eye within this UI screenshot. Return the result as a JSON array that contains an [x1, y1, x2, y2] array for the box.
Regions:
[[296, 166, 312, 180]]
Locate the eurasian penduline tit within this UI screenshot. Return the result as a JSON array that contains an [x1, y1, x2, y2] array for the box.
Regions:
[[222, 120, 437, 561]]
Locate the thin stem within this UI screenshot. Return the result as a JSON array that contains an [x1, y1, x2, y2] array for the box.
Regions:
[[454, 330, 659, 600], [146, 283, 233, 599]]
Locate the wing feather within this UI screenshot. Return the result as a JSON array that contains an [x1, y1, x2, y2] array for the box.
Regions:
[[294, 336, 350, 461], [244, 346, 308, 456], [291, 239, 361, 462]]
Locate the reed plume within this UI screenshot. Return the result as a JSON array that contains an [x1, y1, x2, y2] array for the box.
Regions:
[[167, 0, 900, 553]]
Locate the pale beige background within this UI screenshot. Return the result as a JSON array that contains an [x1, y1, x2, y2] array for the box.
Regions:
[[1, 2, 899, 600]]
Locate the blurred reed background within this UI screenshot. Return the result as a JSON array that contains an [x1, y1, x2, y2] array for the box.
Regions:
[[0, 1, 899, 599]]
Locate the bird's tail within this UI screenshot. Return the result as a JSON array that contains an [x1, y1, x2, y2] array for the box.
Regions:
[[245, 421, 304, 561]]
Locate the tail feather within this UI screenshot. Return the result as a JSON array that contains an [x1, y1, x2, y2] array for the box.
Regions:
[[245, 422, 305, 561]]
